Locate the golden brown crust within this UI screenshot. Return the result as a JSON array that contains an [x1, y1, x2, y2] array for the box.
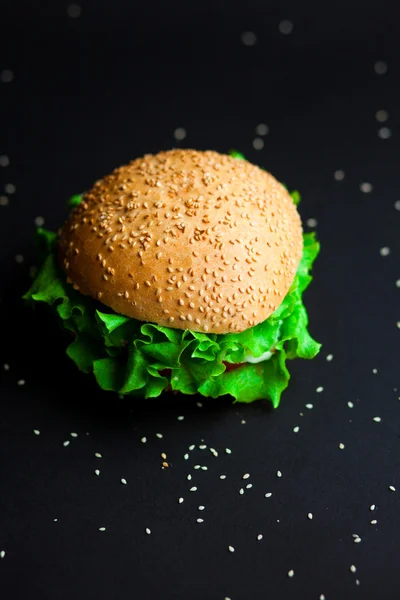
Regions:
[[58, 149, 303, 334]]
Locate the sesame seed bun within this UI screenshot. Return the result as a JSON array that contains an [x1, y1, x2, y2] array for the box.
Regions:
[[58, 149, 303, 334]]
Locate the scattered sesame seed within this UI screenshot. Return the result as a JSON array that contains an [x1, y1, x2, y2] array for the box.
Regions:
[[373, 417, 382, 423], [184, 454, 189, 460], [63, 440, 70, 447], [326, 354, 334, 361], [375, 110, 388, 122], [146, 528, 151, 535], [1, 69, 13, 83], [0, 551, 5, 559], [194, 465, 201, 470], [17, 379, 25, 386], [99, 527, 106, 532], [252, 138, 264, 150], [121, 478, 127, 485], [33, 429, 40, 435], [239, 488, 244, 495], [3, 363, 10, 371], [67, 3, 81, 18], [228, 545, 235, 553], [242, 473, 250, 480], [356, 580, 360, 586], [187, 474, 192, 481], [173, 127, 186, 141], [316, 386, 324, 393], [265, 492, 272, 498], [0, 155, 9, 167], [396, 321, 400, 329], [241, 31, 257, 46], [210, 448, 218, 457], [70, 432, 78, 438], [197, 518, 204, 523], [378, 126, 391, 139], [320, 595, 325, 600], [15, 254, 24, 264], [307, 513, 313, 520], [360, 182, 373, 193], [220, 475, 227, 480], [199, 444, 207, 450], [276, 470, 282, 478], [189, 444, 195, 450], [178, 497, 184, 504], [370, 504, 376, 511], [196, 402, 203, 408], [161, 452, 167, 460], [156, 433, 163, 439], [305, 404, 313, 410], [177, 415, 184, 421], [372, 368, 378, 374], [34, 216, 45, 227], [278, 19, 293, 34], [353, 536, 362, 543], [293, 426, 300, 433], [395, 200, 400, 211], [374, 60, 387, 75], [379, 247, 390, 257], [198, 505, 205, 511], [288, 569, 294, 578], [306, 218, 317, 228], [141, 437, 147, 443], [257, 534, 263, 541], [225, 448, 232, 455], [201, 466, 208, 471], [396, 280, 400, 288], [0, 196, 9, 206], [95, 453, 102, 458], [255, 123, 268, 136], [339, 443, 345, 450], [350, 565, 356, 573], [348, 401, 354, 408], [189, 486, 198, 492], [370, 519, 378, 525], [389, 485, 396, 492], [334, 169, 345, 181], [95, 470, 100, 476], [246, 483, 252, 489]]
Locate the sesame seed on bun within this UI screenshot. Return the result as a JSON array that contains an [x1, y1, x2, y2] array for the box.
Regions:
[[58, 149, 303, 334]]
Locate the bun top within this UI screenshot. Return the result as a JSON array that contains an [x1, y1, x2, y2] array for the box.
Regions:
[[58, 149, 303, 334]]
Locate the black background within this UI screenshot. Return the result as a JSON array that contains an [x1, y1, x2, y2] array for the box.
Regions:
[[1, 1, 400, 598]]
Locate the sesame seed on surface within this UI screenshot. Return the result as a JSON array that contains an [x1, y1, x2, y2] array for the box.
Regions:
[[99, 527, 106, 532], [287, 569, 294, 578], [257, 534, 263, 541], [1, 69, 13, 83], [228, 545, 235, 553], [395, 279, 400, 288], [350, 565, 356, 573], [316, 386, 324, 393], [239, 488, 244, 495], [339, 443, 345, 450], [276, 470, 282, 478], [0, 155, 9, 167], [293, 426, 300, 433], [189, 486, 198, 492], [378, 127, 391, 139], [15, 254, 24, 264], [389, 485, 396, 492], [370, 504, 376, 511], [33, 429, 40, 435], [178, 497, 184, 504], [242, 473, 250, 480], [379, 247, 390, 256], [196, 518, 204, 523], [0, 195, 9, 206], [246, 483, 252, 489], [220, 475, 227, 480], [373, 417, 381, 423], [95, 470, 100, 476], [334, 169, 345, 181], [241, 31, 257, 46], [374, 60, 387, 74], [225, 448, 232, 455], [305, 404, 313, 409], [121, 478, 127, 485], [252, 138, 264, 150], [156, 433, 163, 439], [67, 3, 81, 18], [372, 368, 378, 374], [326, 354, 334, 361], [141, 437, 147, 443], [95, 452, 102, 458], [146, 528, 151, 534], [34, 215, 45, 227], [360, 182, 373, 193], [348, 401, 354, 408], [307, 513, 313, 520], [395, 200, 400, 211], [265, 492, 272, 498], [62, 441, 70, 447], [306, 218, 317, 228], [17, 379, 25, 386], [375, 109, 388, 122], [255, 123, 269, 136], [370, 519, 378, 525], [177, 415, 184, 421], [173, 127, 186, 141], [278, 20, 293, 34], [0, 551, 5, 559]]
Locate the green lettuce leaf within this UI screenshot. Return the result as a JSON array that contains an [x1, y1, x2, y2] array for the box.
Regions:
[[24, 216, 320, 406]]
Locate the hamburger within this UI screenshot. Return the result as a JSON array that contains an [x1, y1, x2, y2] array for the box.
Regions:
[[24, 149, 320, 406]]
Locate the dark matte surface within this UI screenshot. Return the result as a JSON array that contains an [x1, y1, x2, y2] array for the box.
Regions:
[[1, 1, 400, 598]]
